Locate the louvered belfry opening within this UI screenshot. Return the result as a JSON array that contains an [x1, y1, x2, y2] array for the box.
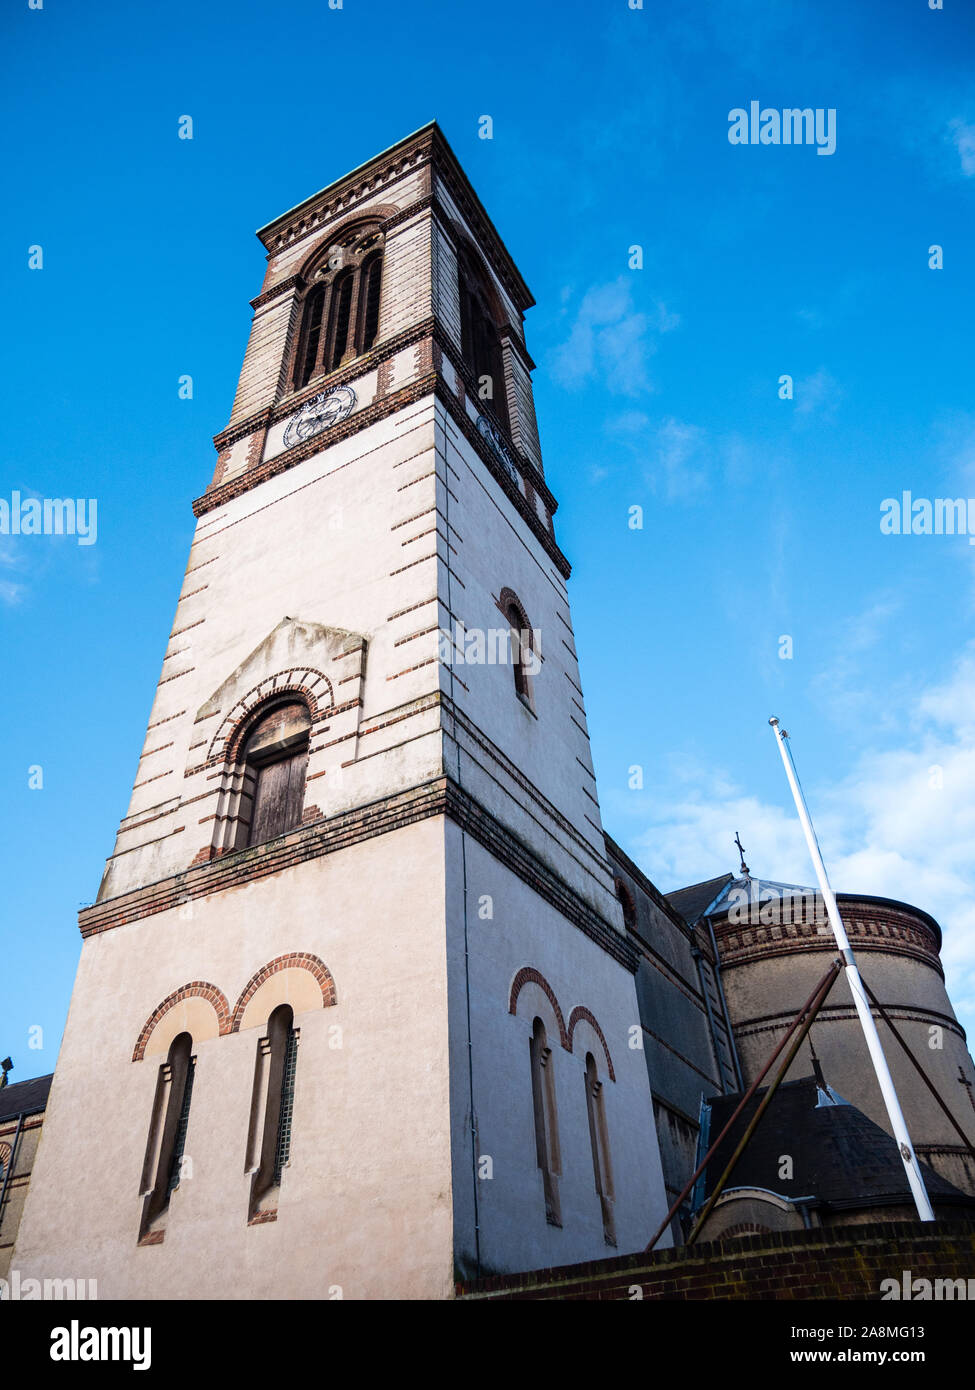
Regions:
[[236, 701, 311, 848], [458, 247, 509, 433], [293, 227, 384, 389], [358, 250, 383, 353]]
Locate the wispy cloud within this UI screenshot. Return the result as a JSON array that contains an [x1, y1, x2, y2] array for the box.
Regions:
[[948, 119, 975, 177], [550, 278, 679, 398], [620, 647, 975, 1038], [794, 367, 843, 419]]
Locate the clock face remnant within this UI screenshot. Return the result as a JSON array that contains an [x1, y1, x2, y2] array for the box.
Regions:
[[283, 385, 357, 450], [476, 413, 520, 487]]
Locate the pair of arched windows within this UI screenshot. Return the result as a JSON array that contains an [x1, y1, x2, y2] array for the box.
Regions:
[[138, 1005, 299, 1241], [528, 1019, 616, 1244], [293, 232, 384, 390]]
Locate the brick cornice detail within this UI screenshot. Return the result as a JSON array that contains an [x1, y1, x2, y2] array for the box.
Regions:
[[198, 367, 570, 579], [713, 905, 944, 977], [211, 317, 437, 453], [258, 128, 533, 312], [77, 778, 637, 972], [198, 372, 439, 515], [259, 137, 435, 253], [250, 273, 305, 312], [209, 317, 557, 518], [382, 194, 433, 234]]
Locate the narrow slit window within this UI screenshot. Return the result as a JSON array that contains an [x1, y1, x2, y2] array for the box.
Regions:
[[529, 1016, 562, 1226], [506, 602, 534, 707], [246, 1005, 299, 1221], [585, 1051, 616, 1246], [138, 1032, 195, 1242]]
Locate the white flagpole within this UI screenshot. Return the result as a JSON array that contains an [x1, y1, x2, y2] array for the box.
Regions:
[[768, 716, 935, 1222]]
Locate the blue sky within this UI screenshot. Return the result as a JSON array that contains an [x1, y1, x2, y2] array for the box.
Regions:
[[3, 0, 975, 1077]]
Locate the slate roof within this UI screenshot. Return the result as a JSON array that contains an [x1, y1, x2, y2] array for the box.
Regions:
[[0, 1073, 53, 1123], [664, 874, 733, 926], [702, 1073, 973, 1212]]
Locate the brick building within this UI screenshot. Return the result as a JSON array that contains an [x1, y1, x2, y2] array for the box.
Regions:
[[11, 126, 975, 1299]]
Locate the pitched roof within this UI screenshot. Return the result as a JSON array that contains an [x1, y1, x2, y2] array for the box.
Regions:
[[702, 1074, 972, 1212], [0, 1073, 53, 1123], [664, 874, 733, 925]]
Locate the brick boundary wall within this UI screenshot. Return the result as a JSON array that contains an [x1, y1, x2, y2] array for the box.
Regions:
[[456, 1220, 975, 1300]]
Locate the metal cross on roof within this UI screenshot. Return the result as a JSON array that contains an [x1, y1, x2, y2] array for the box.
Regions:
[[734, 831, 751, 878]]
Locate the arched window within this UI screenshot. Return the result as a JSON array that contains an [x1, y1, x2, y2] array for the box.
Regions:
[[292, 228, 384, 390], [503, 597, 535, 708], [235, 701, 310, 849], [246, 1004, 299, 1221], [457, 247, 509, 432], [138, 1031, 195, 1242], [529, 1016, 562, 1226], [325, 269, 354, 373], [584, 1051, 616, 1245], [357, 250, 383, 354], [295, 285, 326, 390]]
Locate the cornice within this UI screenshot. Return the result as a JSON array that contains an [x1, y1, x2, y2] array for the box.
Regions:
[[258, 130, 436, 254], [212, 317, 436, 452], [250, 273, 305, 312], [77, 776, 637, 971], [198, 372, 439, 516], [202, 332, 570, 576], [256, 123, 533, 314]]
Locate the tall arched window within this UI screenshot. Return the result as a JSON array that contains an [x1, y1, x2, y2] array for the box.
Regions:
[[457, 247, 509, 433], [357, 250, 383, 354], [246, 1004, 299, 1221], [502, 596, 535, 709], [325, 269, 354, 373], [584, 1051, 616, 1245], [295, 285, 326, 390], [293, 227, 384, 390], [235, 701, 310, 849], [529, 1016, 562, 1226], [138, 1031, 195, 1242]]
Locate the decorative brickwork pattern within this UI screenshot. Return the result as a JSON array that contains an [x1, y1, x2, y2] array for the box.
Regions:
[[566, 1006, 616, 1082], [508, 967, 569, 1048], [132, 982, 231, 1062], [229, 953, 336, 1033]]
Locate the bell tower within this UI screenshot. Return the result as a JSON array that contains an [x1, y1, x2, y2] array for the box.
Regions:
[[14, 123, 671, 1297]]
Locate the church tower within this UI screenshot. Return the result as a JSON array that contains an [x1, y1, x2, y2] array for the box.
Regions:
[[14, 124, 670, 1298]]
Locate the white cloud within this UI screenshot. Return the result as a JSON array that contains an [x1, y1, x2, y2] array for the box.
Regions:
[[949, 119, 975, 177], [623, 649, 975, 1040], [794, 367, 842, 418], [550, 278, 678, 398]]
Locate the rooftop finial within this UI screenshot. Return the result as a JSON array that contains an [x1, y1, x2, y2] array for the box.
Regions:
[[734, 831, 750, 878]]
